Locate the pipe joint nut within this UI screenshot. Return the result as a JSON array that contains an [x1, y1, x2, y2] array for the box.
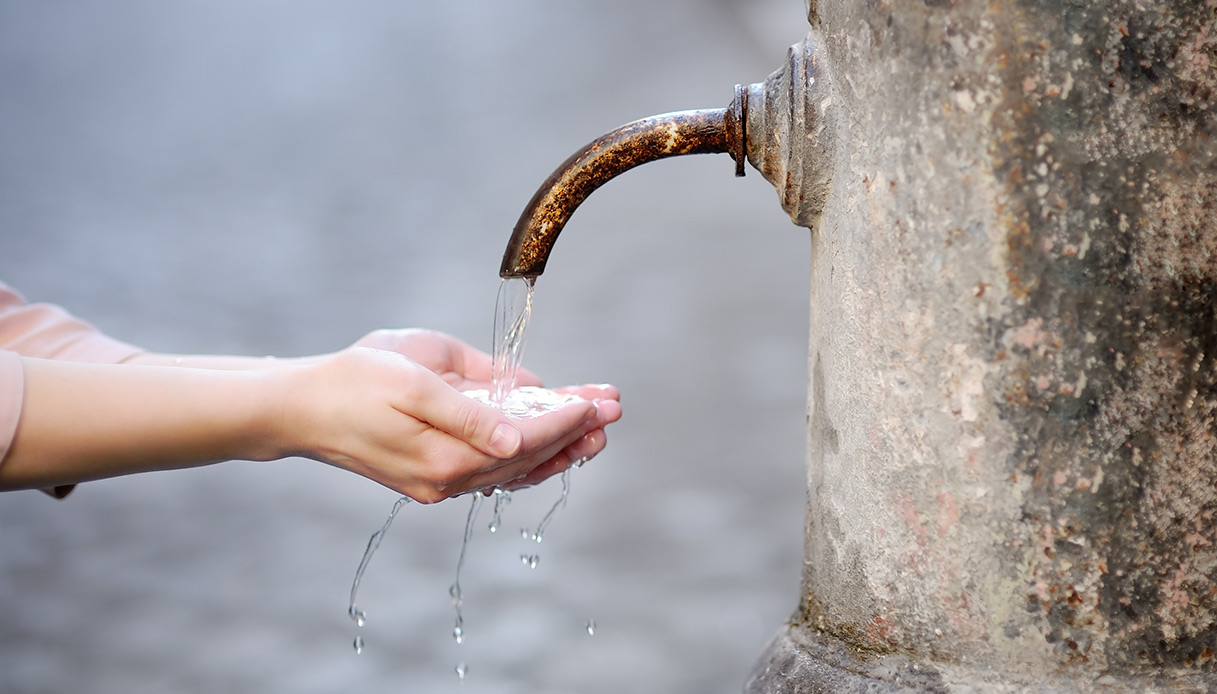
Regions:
[[742, 35, 837, 229]]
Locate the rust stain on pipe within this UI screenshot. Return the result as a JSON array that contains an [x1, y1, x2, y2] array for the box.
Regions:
[[500, 107, 740, 278]]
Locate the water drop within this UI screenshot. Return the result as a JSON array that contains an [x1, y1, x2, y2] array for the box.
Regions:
[[520, 554, 540, 569], [586, 620, 596, 636], [520, 527, 530, 540], [353, 635, 365, 654], [349, 608, 366, 628], [453, 623, 464, 645], [489, 488, 511, 533], [455, 662, 468, 680]]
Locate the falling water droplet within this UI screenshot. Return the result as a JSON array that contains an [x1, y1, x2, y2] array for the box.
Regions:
[[586, 620, 596, 636], [349, 608, 366, 628], [489, 488, 511, 533], [353, 635, 365, 654], [520, 554, 540, 569], [453, 623, 464, 645], [455, 662, 468, 680]]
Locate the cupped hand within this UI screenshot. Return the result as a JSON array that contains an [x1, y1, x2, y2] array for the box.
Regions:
[[276, 343, 621, 503]]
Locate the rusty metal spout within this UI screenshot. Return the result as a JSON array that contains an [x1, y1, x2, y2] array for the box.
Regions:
[[499, 106, 745, 278], [499, 37, 836, 279]]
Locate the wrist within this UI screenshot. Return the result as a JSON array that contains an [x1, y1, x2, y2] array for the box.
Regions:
[[243, 365, 305, 462]]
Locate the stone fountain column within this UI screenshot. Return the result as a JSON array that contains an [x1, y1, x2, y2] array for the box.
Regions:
[[747, 0, 1217, 691]]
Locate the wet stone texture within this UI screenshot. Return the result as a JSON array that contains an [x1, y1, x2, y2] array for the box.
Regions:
[[994, 0, 1217, 676], [751, 0, 1217, 691]]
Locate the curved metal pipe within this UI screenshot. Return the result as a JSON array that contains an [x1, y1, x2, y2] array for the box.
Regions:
[[500, 105, 745, 278], [500, 38, 836, 279]]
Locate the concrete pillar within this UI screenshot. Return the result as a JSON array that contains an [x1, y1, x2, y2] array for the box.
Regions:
[[747, 0, 1217, 691]]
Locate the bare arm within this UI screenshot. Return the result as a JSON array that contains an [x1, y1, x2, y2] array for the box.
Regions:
[[1, 358, 282, 490], [0, 334, 621, 502]]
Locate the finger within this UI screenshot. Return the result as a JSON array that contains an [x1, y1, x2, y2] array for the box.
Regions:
[[400, 369, 524, 458], [501, 399, 618, 490], [590, 398, 622, 425], [506, 428, 608, 490], [505, 457, 567, 491], [450, 402, 599, 492], [515, 400, 599, 456], [555, 383, 620, 402], [564, 427, 608, 465], [504, 399, 618, 470]]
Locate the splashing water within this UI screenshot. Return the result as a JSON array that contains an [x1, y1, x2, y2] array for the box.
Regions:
[[347, 495, 411, 651], [343, 277, 596, 671], [444, 280, 535, 659], [345, 279, 536, 659]]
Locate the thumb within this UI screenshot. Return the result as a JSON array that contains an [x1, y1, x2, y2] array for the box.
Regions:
[[409, 375, 522, 458]]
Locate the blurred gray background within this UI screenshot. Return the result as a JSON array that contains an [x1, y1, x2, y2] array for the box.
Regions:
[[0, 2, 811, 692]]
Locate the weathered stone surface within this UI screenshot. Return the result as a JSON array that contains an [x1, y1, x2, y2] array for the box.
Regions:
[[760, 0, 1217, 690]]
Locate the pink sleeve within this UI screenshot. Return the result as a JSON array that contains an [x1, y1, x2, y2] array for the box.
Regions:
[[0, 282, 143, 363], [0, 282, 144, 497]]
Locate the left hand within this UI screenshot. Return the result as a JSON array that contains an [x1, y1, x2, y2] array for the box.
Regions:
[[353, 328, 541, 392]]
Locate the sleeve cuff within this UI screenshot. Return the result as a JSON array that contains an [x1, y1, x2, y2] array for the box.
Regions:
[[0, 351, 77, 499], [0, 350, 23, 467]]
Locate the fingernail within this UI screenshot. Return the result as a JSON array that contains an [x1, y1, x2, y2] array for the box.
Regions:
[[585, 403, 601, 424], [489, 423, 522, 457]]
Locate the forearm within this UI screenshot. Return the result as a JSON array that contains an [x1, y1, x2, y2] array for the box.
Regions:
[[123, 352, 320, 370], [0, 358, 286, 491]]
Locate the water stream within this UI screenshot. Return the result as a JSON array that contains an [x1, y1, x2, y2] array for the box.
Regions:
[[491, 277, 535, 405], [447, 277, 535, 659], [449, 492, 484, 646], [346, 277, 588, 673], [347, 495, 410, 649]]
